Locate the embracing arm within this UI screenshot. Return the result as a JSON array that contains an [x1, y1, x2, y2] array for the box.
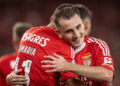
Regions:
[[6, 69, 27, 86], [41, 53, 113, 83], [66, 62, 113, 82]]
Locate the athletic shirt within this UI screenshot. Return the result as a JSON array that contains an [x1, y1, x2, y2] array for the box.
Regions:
[[15, 26, 73, 86], [72, 36, 114, 86], [0, 53, 17, 86]]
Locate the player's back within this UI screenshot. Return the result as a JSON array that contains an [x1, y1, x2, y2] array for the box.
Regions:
[[16, 26, 73, 86]]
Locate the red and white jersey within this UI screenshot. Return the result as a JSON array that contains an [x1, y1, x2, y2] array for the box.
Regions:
[[73, 36, 114, 86], [15, 26, 74, 86], [0, 53, 17, 86]]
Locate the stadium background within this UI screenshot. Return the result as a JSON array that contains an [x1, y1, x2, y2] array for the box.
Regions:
[[0, 0, 119, 86]]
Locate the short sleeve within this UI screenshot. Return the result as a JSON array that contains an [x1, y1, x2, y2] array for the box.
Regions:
[[94, 40, 114, 72]]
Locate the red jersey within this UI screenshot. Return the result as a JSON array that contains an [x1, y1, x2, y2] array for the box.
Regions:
[[0, 53, 17, 86], [15, 26, 73, 86], [72, 36, 114, 86]]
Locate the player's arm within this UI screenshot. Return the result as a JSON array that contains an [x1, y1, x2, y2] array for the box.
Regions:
[[6, 69, 27, 86], [64, 62, 113, 82], [41, 53, 113, 83]]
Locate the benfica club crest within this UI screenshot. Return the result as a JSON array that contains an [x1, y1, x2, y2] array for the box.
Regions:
[[82, 53, 92, 66], [83, 59, 91, 65]]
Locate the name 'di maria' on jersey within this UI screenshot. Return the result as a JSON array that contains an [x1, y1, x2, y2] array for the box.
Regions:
[[19, 45, 36, 56]]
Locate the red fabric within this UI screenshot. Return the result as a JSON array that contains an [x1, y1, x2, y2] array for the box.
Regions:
[[74, 36, 114, 86], [60, 36, 114, 86], [16, 26, 73, 86], [0, 53, 17, 86]]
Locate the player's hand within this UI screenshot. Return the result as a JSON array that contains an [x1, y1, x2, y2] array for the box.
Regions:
[[6, 69, 27, 86], [65, 77, 87, 86], [41, 53, 71, 72]]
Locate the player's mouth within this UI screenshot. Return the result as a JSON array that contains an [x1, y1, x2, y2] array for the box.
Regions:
[[72, 38, 81, 44], [72, 35, 82, 43]]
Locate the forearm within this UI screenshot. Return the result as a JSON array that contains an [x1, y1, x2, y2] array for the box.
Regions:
[[6, 69, 27, 85], [41, 53, 113, 82], [67, 63, 113, 82]]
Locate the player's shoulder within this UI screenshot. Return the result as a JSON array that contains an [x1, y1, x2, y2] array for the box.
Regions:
[[0, 53, 17, 62], [26, 26, 54, 33], [87, 36, 106, 44], [25, 26, 41, 32], [86, 36, 109, 48]]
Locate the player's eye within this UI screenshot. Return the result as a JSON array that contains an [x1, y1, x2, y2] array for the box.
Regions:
[[76, 24, 81, 30], [65, 29, 73, 33]]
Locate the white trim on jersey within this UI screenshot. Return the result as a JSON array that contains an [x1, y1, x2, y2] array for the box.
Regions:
[[96, 40, 106, 56], [97, 40, 110, 56], [97, 40, 108, 56], [71, 42, 86, 64], [74, 42, 86, 54], [88, 37, 110, 56], [70, 46, 75, 59], [102, 41, 110, 56]]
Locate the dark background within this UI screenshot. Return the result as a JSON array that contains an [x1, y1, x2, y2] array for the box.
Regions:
[[0, 0, 120, 86]]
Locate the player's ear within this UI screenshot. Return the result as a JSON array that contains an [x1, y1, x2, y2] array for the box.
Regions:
[[84, 21, 88, 33], [84, 18, 91, 36], [13, 39, 19, 51], [50, 15, 53, 22]]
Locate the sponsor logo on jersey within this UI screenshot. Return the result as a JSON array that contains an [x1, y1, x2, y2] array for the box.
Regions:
[[104, 57, 112, 64], [102, 57, 114, 70]]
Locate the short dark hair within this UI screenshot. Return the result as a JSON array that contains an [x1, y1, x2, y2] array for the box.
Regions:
[[56, 3, 74, 10], [12, 22, 32, 43], [53, 4, 80, 28], [74, 4, 92, 20]]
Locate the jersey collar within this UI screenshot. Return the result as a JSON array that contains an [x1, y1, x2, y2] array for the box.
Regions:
[[74, 42, 86, 54]]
